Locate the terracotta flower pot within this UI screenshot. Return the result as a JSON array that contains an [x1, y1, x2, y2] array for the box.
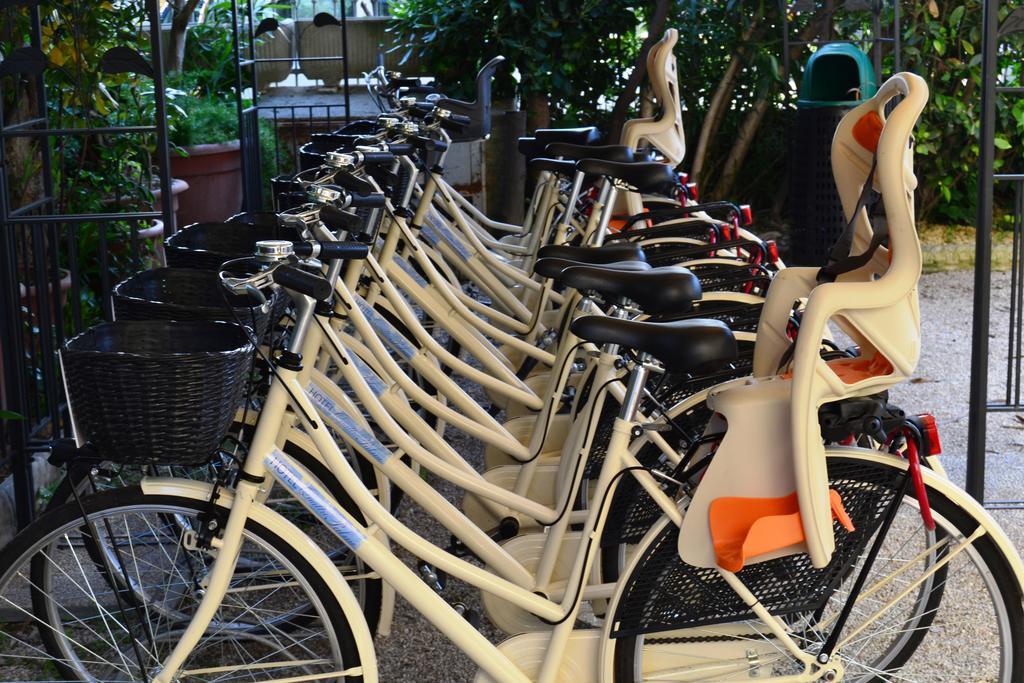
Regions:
[[19, 267, 72, 325], [152, 177, 190, 231], [139, 219, 167, 266], [170, 141, 243, 226]]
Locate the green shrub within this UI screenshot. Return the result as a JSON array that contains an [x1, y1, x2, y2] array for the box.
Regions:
[[169, 97, 239, 149]]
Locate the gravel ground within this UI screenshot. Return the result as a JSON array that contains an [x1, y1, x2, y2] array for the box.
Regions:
[[376, 269, 1024, 681]]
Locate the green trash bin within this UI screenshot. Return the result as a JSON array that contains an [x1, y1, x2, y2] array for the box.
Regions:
[[789, 44, 877, 266]]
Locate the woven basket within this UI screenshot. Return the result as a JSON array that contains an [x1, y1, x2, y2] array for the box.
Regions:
[[113, 267, 276, 341], [165, 221, 302, 270], [62, 320, 254, 466], [227, 211, 293, 228]]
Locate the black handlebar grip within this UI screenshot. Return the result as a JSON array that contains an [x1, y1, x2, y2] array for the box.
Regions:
[[439, 114, 471, 133], [361, 151, 395, 165], [390, 76, 421, 88], [347, 193, 387, 209], [273, 265, 333, 301], [319, 204, 363, 232], [412, 136, 448, 153], [318, 240, 370, 260], [332, 172, 376, 196], [386, 143, 415, 156]]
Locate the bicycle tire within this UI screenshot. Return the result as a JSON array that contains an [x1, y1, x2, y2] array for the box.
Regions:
[[0, 486, 366, 682], [607, 454, 1024, 682]]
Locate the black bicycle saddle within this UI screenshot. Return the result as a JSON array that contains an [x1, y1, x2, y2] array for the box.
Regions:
[[576, 159, 678, 196], [533, 257, 651, 281], [536, 242, 645, 264], [529, 158, 577, 176], [559, 265, 701, 315], [570, 316, 738, 374], [545, 143, 635, 164]]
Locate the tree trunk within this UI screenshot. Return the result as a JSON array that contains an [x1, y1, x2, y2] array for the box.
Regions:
[[712, 86, 772, 198], [525, 93, 551, 131], [708, 8, 832, 199], [165, 0, 203, 73], [639, 81, 655, 119], [607, 0, 672, 143], [691, 19, 759, 184]]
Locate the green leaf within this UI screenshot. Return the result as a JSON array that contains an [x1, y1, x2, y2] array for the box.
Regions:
[[0, 410, 23, 421], [994, 136, 1012, 150]]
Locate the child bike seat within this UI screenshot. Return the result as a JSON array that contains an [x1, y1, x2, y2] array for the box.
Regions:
[[433, 55, 504, 141], [558, 265, 700, 315], [570, 316, 737, 374], [679, 73, 929, 572]]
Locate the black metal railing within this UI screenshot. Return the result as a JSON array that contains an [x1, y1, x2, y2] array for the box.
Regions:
[[0, 0, 174, 529]]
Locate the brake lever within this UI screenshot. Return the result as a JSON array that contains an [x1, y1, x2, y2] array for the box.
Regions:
[[244, 284, 271, 314]]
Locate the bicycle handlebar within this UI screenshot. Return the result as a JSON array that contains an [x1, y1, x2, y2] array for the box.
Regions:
[[292, 240, 369, 261], [273, 265, 333, 301], [347, 193, 387, 209], [319, 204, 364, 232]]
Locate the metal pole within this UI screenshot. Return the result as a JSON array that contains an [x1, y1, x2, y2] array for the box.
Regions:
[[893, 0, 901, 72], [967, 0, 999, 503], [230, 0, 249, 209], [147, 0, 175, 234], [340, 0, 350, 122], [872, 2, 882, 79], [781, 0, 791, 86]]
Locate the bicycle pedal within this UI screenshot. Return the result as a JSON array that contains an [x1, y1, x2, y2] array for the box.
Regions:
[[452, 602, 482, 629], [417, 561, 448, 593], [446, 536, 475, 560]]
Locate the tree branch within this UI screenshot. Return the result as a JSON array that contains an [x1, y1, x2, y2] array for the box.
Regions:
[[691, 18, 759, 184], [608, 0, 671, 143]]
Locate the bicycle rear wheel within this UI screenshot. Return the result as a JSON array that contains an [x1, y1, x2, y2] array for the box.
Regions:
[[606, 455, 1024, 682], [0, 487, 364, 682]]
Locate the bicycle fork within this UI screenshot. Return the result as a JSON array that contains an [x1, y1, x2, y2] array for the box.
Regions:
[[150, 477, 261, 683], [150, 381, 294, 683]]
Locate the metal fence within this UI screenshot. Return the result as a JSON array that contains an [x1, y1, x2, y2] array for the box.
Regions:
[[230, 0, 353, 211], [0, 0, 174, 528]]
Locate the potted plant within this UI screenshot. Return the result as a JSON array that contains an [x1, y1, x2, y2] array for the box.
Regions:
[[167, 96, 242, 225]]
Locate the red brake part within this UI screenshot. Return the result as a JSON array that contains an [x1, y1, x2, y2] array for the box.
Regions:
[[904, 436, 935, 531], [686, 182, 699, 202], [917, 414, 942, 456], [739, 204, 753, 226]]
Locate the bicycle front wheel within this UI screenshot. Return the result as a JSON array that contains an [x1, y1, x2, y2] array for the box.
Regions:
[[606, 455, 1024, 682], [0, 486, 364, 682]]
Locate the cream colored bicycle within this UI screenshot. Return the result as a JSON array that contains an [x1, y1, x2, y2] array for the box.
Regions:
[[2, 72, 1024, 683]]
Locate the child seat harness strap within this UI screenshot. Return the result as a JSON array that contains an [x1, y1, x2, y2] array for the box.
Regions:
[[816, 156, 883, 284]]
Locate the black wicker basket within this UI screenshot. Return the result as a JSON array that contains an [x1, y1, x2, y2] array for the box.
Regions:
[[165, 221, 302, 270], [62, 320, 254, 465], [113, 267, 276, 340], [226, 211, 293, 228]]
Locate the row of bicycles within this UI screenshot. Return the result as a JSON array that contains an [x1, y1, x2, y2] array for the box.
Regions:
[[1, 29, 1022, 683]]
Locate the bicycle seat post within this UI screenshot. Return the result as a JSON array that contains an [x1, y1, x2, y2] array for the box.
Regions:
[[589, 182, 617, 247], [618, 352, 652, 423]]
